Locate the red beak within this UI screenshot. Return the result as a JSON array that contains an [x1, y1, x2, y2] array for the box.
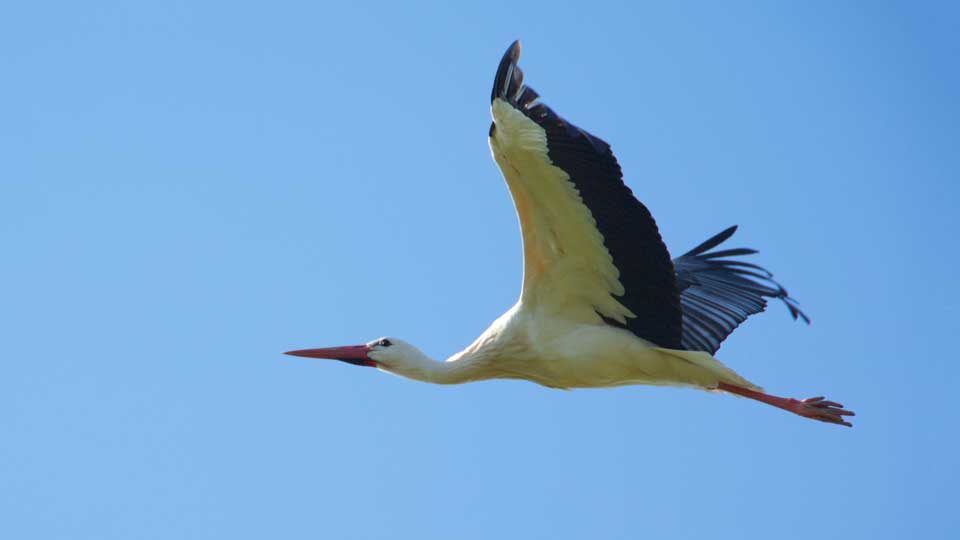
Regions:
[[283, 345, 377, 368]]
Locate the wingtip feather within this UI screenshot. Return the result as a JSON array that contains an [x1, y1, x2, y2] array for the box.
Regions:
[[491, 40, 524, 104], [682, 225, 739, 257], [676, 226, 811, 352]]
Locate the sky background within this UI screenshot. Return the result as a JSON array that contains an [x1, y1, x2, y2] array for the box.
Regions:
[[3, 2, 958, 539]]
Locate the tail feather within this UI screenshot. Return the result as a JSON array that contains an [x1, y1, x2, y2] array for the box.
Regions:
[[654, 347, 763, 392]]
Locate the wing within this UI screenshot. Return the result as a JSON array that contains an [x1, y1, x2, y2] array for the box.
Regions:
[[674, 225, 810, 355], [488, 41, 683, 349]]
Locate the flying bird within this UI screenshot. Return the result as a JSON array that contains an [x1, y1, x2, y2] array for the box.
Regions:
[[287, 41, 854, 427]]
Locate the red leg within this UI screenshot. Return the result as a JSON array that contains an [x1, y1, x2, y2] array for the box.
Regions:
[[718, 382, 855, 427]]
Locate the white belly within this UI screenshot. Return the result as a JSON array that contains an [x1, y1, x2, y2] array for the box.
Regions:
[[511, 317, 758, 390]]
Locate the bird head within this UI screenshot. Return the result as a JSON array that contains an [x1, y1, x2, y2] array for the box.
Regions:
[[285, 337, 435, 380]]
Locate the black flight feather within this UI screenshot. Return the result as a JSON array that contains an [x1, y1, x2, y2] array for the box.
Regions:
[[674, 226, 810, 354]]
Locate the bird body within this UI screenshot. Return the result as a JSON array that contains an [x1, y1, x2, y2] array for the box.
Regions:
[[406, 304, 757, 391], [287, 41, 854, 426]]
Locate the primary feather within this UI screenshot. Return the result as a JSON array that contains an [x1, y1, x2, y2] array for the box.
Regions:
[[674, 226, 810, 355]]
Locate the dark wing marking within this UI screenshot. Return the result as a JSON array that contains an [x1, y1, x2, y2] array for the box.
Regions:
[[492, 41, 683, 349], [674, 225, 810, 354]]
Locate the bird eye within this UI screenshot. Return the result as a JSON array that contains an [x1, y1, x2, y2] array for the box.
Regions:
[[378, 339, 392, 347]]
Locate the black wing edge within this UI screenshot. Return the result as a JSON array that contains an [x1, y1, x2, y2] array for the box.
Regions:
[[490, 41, 610, 154], [674, 226, 810, 355]]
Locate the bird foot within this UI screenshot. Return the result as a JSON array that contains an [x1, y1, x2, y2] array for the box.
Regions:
[[786, 396, 855, 427], [717, 383, 856, 427]]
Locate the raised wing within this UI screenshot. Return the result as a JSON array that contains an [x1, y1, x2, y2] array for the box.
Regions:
[[488, 41, 683, 349], [674, 226, 810, 355]]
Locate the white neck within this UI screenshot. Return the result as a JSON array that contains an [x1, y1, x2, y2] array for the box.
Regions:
[[380, 349, 494, 385]]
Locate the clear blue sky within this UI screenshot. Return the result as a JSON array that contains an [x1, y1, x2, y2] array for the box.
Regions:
[[3, 2, 958, 539]]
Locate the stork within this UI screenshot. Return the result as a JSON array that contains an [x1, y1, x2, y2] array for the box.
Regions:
[[286, 41, 854, 427]]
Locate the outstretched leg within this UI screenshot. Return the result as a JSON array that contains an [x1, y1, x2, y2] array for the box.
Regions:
[[718, 382, 855, 427]]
